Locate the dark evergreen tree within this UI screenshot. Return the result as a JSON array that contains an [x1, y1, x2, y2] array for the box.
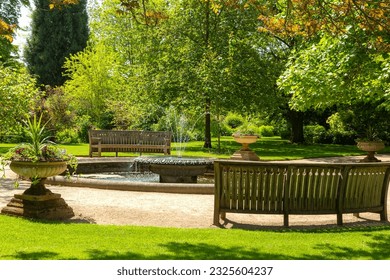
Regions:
[[24, 0, 88, 87]]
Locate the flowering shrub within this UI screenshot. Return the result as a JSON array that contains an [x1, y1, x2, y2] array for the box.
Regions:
[[4, 144, 75, 163]]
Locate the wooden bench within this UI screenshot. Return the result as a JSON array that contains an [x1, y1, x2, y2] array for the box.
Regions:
[[213, 160, 390, 226], [88, 130, 172, 157]]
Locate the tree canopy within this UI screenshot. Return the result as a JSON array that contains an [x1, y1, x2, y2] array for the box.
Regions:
[[0, 63, 40, 137], [2, 0, 389, 144], [63, 0, 285, 146], [257, 0, 390, 112], [279, 34, 390, 111]]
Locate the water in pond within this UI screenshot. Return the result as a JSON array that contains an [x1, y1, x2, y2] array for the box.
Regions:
[[76, 172, 159, 182], [75, 172, 214, 184]]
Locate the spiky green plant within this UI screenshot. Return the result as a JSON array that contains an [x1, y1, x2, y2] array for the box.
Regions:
[[0, 114, 77, 182], [23, 114, 52, 160]]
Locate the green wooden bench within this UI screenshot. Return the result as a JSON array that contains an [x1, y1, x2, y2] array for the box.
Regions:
[[213, 160, 390, 226], [88, 130, 172, 157]]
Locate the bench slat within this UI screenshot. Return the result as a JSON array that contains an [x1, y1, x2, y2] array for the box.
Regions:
[[88, 129, 171, 157], [214, 160, 390, 227]]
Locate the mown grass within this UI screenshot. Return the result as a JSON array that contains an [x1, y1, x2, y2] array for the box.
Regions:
[[1, 137, 390, 260], [0, 215, 390, 260], [176, 136, 378, 160], [2, 136, 388, 160]]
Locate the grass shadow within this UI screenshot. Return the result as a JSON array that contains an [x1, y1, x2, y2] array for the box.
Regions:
[[84, 226, 390, 260], [6, 251, 59, 260]]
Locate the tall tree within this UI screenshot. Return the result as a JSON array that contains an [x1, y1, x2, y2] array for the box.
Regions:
[[0, 63, 40, 137], [139, 0, 280, 147], [0, 0, 30, 63], [24, 0, 88, 87], [63, 42, 128, 129], [259, 0, 390, 110], [64, 0, 285, 140]]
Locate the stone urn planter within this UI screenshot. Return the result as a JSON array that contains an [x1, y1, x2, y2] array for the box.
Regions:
[[356, 141, 385, 162], [1, 114, 76, 220], [231, 135, 260, 161], [10, 161, 67, 180], [1, 161, 75, 220]]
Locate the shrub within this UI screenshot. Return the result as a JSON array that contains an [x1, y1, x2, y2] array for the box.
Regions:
[[304, 125, 328, 144], [330, 131, 357, 145], [223, 113, 245, 129], [211, 120, 233, 137], [280, 129, 291, 140], [75, 115, 92, 143], [326, 112, 358, 144], [56, 129, 80, 144], [234, 124, 260, 136], [274, 122, 291, 140], [259, 125, 274, 137]]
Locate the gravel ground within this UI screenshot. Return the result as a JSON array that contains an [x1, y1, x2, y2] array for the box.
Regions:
[[1, 155, 389, 229]]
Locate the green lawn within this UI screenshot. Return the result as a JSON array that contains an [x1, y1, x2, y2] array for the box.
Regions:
[[0, 215, 389, 260], [2, 136, 388, 160], [54, 137, 390, 160], [1, 137, 390, 260]]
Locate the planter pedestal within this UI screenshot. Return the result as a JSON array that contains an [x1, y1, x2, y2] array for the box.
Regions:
[[1, 193, 74, 220], [360, 152, 381, 162], [1, 161, 74, 220], [230, 150, 260, 161]]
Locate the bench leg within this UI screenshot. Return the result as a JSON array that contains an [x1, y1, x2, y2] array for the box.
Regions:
[[213, 211, 220, 225], [337, 213, 343, 226], [380, 211, 388, 222], [283, 214, 289, 227]]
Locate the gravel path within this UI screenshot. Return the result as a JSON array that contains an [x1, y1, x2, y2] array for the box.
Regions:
[[1, 155, 389, 229]]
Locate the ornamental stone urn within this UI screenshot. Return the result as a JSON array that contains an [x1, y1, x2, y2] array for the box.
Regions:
[[231, 135, 260, 161], [356, 141, 385, 162], [1, 161, 74, 220]]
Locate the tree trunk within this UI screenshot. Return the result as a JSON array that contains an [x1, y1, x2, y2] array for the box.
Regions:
[[204, 97, 212, 148], [203, 2, 212, 148], [287, 109, 305, 143]]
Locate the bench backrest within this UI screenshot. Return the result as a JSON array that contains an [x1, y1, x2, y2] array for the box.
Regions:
[[214, 160, 390, 214], [88, 130, 172, 146]]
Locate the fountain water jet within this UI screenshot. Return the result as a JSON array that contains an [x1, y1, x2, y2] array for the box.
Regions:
[[135, 107, 214, 183]]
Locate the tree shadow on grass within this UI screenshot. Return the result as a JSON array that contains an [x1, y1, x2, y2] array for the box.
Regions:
[[304, 233, 390, 259], [6, 251, 59, 260], [5, 227, 390, 260], [85, 227, 390, 260], [85, 243, 290, 260], [85, 238, 390, 260]]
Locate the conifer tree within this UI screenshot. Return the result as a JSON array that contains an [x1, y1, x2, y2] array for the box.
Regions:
[[25, 0, 88, 87]]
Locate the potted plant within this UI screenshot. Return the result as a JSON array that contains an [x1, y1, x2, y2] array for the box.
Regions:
[[1, 114, 77, 219], [231, 124, 260, 161], [356, 126, 385, 162]]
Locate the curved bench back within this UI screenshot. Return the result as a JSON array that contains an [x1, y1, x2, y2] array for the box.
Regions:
[[214, 160, 390, 226]]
